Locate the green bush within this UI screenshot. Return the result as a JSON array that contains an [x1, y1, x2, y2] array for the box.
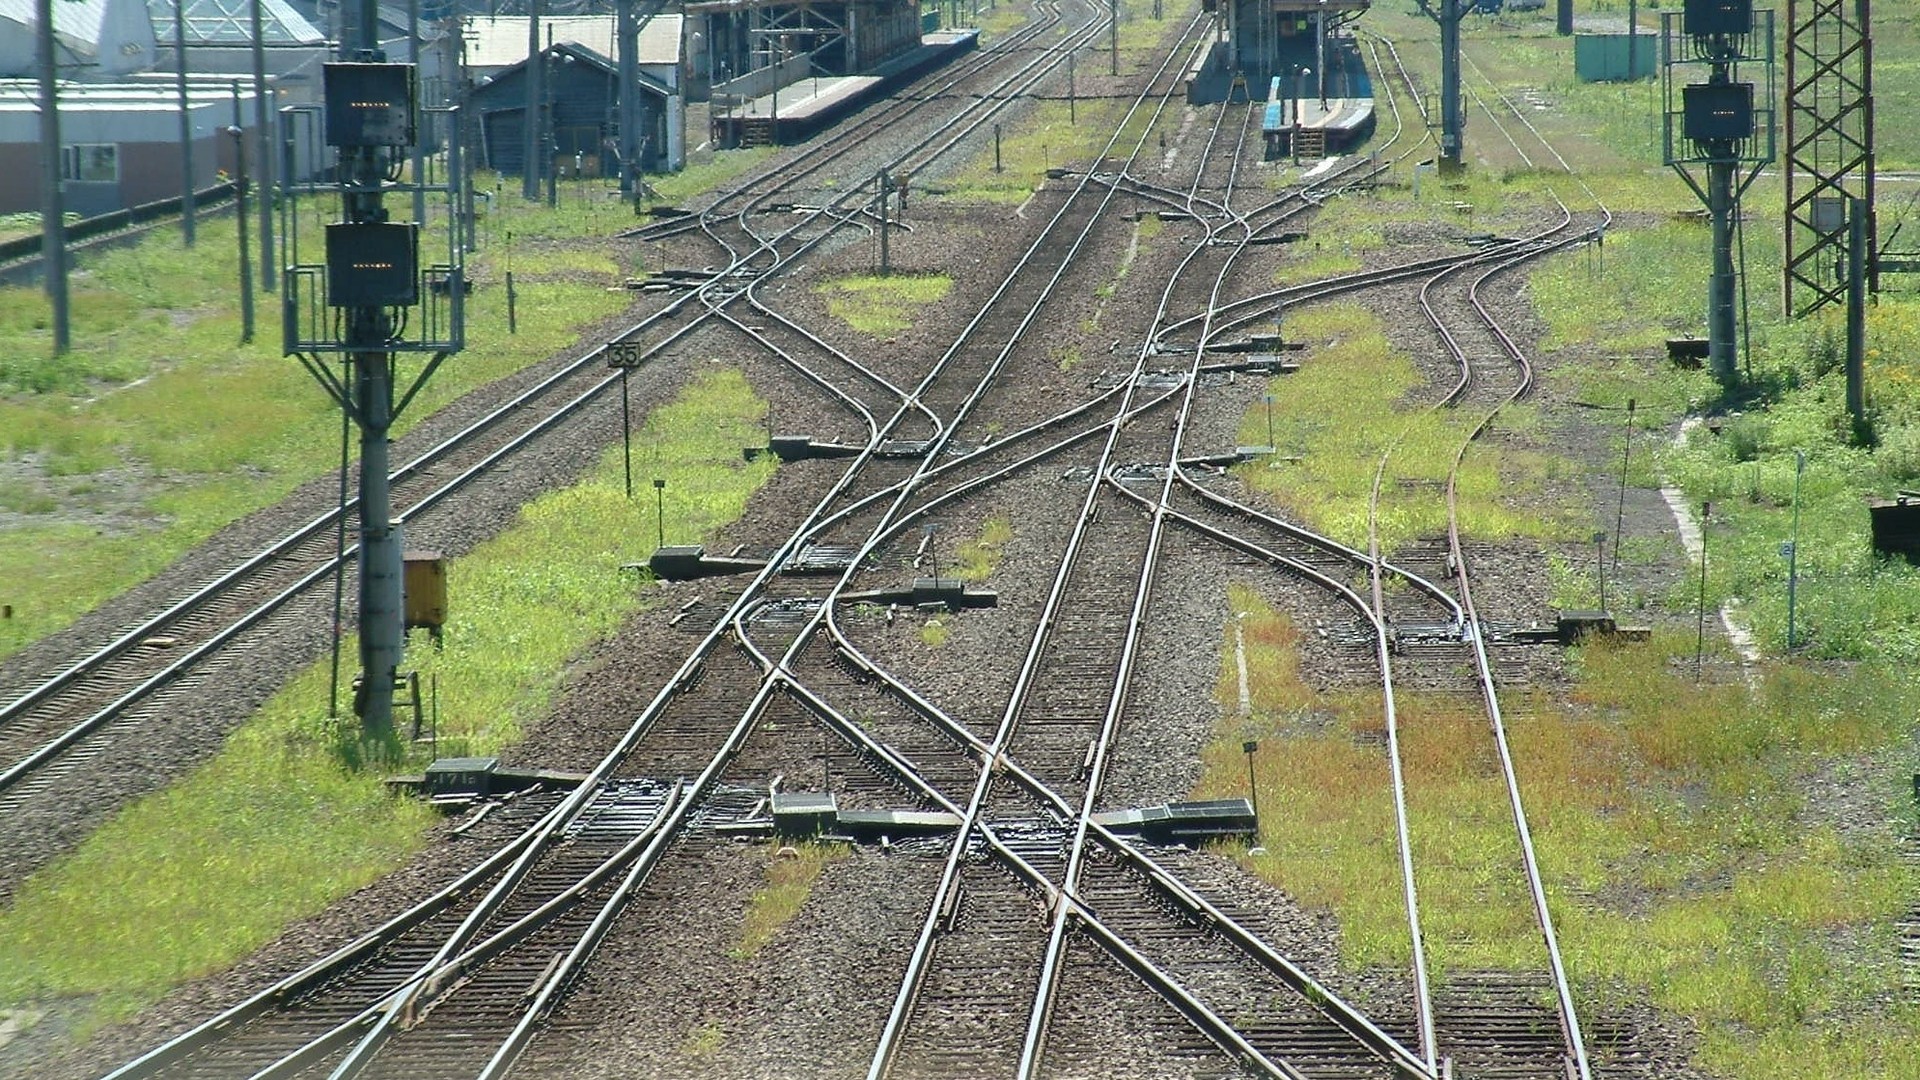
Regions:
[[1878, 422, 1920, 484], [1722, 413, 1771, 463]]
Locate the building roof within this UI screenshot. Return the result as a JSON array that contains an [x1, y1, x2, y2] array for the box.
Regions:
[[0, 0, 112, 45], [146, 0, 327, 46], [0, 77, 257, 142], [0, 0, 158, 75], [462, 13, 683, 70], [472, 41, 675, 100]]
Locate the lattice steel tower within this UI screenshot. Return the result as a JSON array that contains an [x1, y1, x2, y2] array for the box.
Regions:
[[1783, 0, 1876, 316]]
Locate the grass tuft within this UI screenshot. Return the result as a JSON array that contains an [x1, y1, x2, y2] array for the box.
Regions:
[[815, 273, 953, 337], [1196, 582, 1920, 1076], [729, 842, 847, 959], [0, 368, 777, 1038]]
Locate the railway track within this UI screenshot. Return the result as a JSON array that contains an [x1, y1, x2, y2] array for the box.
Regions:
[[64, 3, 1680, 1078], [0, 0, 1104, 822]]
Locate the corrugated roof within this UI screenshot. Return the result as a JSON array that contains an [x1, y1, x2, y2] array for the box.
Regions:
[[462, 13, 682, 70], [0, 0, 113, 49], [146, 0, 326, 45]]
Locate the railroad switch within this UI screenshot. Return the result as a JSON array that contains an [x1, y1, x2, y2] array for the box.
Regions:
[[1091, 799, 1257, 844], [1508, 611, 1653, 646]]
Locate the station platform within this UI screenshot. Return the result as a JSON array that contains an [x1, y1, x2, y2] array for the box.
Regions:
[[1261, 89, 1376, 159], [713, 30, 978, 147]]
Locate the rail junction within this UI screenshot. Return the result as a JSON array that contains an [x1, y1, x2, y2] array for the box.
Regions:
[[0, 1, 1713, 1077]]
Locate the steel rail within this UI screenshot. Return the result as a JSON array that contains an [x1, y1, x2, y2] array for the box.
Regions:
[[1017, 94, 1265, 1079], [621, 6, 1073, 243], [819, 475, 1434, 1077], [1448, 247, 1594, 1080], [247, 782, 688, 1079], [314, 10, 1187, 1076], [1035, 88, 1440, 1076], [768, 673, 1307, 1080], [10, 0, 1078, 738], [675, 8, 1119, 451], [860, 17, 1221, 1080], [97, 796, 569, 1080], [0, 331, 718, 797], [2, 0, 1104, 805], [1367, 44, 1614, 1068], [93, 13, 1124, 1071]]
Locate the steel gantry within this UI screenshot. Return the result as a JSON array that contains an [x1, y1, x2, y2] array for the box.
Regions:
[[1783, 0, 1876, 317]]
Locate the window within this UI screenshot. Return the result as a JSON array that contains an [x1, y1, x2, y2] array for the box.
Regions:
[[61, 144, 118, 184]]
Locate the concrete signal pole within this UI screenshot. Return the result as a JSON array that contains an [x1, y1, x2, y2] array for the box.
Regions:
[[345, 0, 403, 737], [252, 0, 273, 293], [1414, 0, 1465, 168], [176, 0, 196, 245], [618, 0, 640, 199], [1438, 0, 1463, 168], [523, 0, 543, 200], [36, 0, 69, 353]]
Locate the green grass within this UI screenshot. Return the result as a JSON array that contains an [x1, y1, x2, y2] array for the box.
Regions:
[[729, 842, 847, 959], [952, 514, 1013, 581], [919, 616, 952, 647], [1526, 187, 1920, 663], [1233, 303, 1568, 553], [0, 185, 644, 663], [815, 272, 953, 337], [681, 1021, 726, 1057], [1327, 1, 1920, 667], [936, 0, 1184, 203], [0, 368, 776, 1039], [1196, 588, 1920, 1076]]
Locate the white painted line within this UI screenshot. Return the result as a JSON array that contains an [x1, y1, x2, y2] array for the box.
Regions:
[[1234, 616, 1251, 717], [1664, 420, 1762, 665]]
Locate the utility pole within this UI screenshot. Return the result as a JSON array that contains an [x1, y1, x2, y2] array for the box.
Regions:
[[1611, 398, 1634, 577], [252, 0, 273, 293], [230, 82, 253, 343], [1695, 501, 1712, 677], [523, 0, 542, 200], [35, 0, 69, 354], [1110, 0, 1118, 76], [175, 0, 196, 245], [1662, 4, 1775, 387], [618, 0, 640, 200], [877, 170, 890, 275], [1786, 451, 1805, 650], [289, 0, 462, 739], [343, 2, 404, 736], [408, 0, 425, 226], [1416, 0, 1466, 169], [1242, 740, 1260, 827], [1846, 195, 1867, 438]]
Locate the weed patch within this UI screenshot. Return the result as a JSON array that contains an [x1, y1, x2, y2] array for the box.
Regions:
[[1196, 581, 1920, 1077], [816, 272, 952, 337], [952, 514, 1013, 581], [0, 369, 776, 1038], [730, 842, 847, 959], [1233, 304, 1566, 552]]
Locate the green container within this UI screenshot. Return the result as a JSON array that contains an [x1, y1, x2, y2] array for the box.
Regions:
[[1574, 33, 1657, 82]]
